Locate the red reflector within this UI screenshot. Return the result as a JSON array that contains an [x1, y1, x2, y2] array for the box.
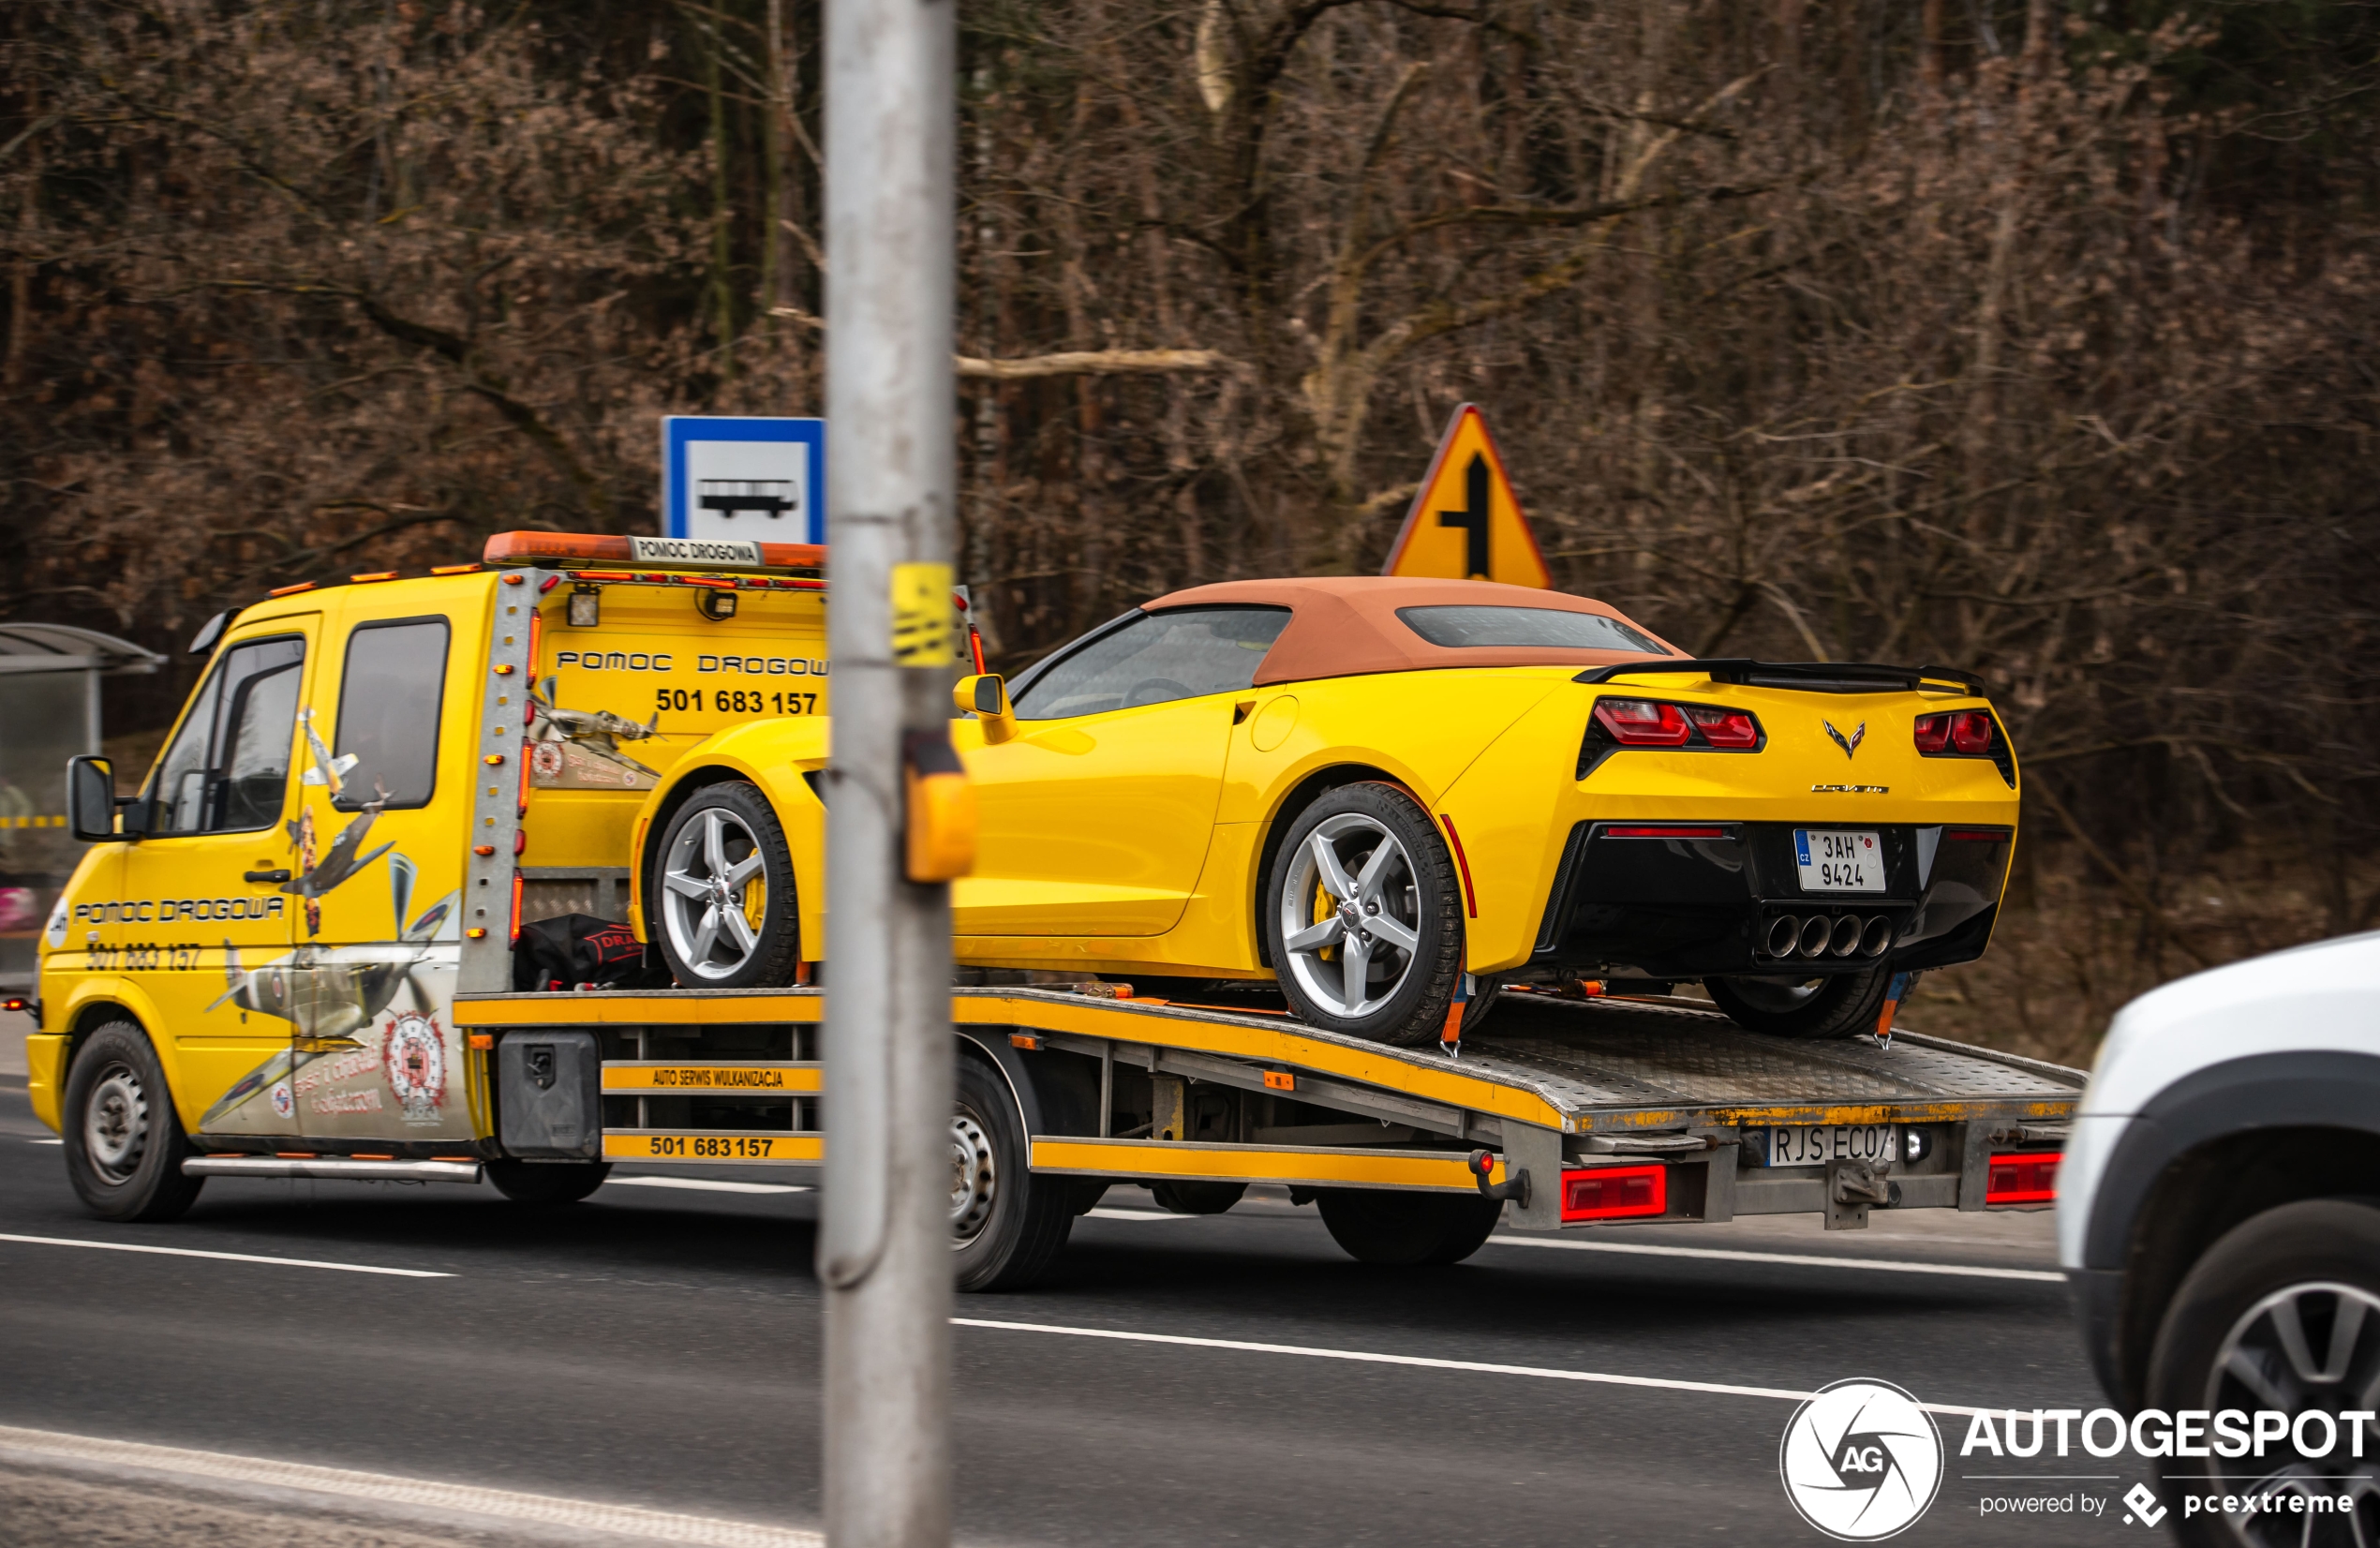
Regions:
[[1951, 710, 1997, 754], [1604, 826, 1727, 840], [1986, 1153, 2060, 1205], [1912, 713, 1951, 754], [1560, 1165, 1669, 1222], [1595, 699, 1692, 747], [1946, 827, 2005, 842], [1686, 707, 1761, 749]]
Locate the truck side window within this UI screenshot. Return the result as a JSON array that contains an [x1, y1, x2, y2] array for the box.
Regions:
[[333, 617, 449, 810], [149, 636, 306, 835]]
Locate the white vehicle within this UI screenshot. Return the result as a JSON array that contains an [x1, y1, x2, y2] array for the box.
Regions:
[[2060, 930, 2380, 1545]]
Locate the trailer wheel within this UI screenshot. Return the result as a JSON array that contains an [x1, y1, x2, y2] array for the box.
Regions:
[[651, 781, 802, 988], [486, 1159, 611, 1205], [2147, 1199, 2380, 1547], [63, 1021, 205, 1223], [953, 1055, 1074, 1291], [1706, 967, 1890, 1039], [1315, 1189, 1503, 1266], [1150, 1181, 1246, 1214], [1266, 782, 1464, 1048]]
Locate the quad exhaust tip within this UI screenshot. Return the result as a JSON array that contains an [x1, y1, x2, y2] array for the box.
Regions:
[[1759, 913, 1899, 960]]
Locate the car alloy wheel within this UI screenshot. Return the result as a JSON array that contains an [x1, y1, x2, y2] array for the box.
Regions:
[[1277, 811, 1423, 1020], [83, 1062, 149, 1185], [660, 806, 770, 982], [2200, 1281, 2380, 1544]]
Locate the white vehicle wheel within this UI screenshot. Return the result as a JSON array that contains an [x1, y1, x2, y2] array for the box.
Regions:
[[651, 782, 801, 988], [1265, 783, 1463, 1047]]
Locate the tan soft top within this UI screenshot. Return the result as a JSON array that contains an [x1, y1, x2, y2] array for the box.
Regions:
[[1139, 575, 1684, 687]]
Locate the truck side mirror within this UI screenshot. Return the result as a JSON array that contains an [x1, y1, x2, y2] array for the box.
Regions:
[[67, 756, 124, 842], [954, 674, 1017, 745]]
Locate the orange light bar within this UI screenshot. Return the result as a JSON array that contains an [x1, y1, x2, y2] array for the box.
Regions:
[[483, 530, 826, 572], [268, 581, 317, 597], [432, 563, 481, 575], [349, 571, 397, 583]]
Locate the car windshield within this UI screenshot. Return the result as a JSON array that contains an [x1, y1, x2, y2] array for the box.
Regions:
[[1012, 606, 1291, 720], [1396, 604, 1669, 655]]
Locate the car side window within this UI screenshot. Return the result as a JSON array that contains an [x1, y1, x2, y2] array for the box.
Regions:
[[1010, 606, 1291, 721], [333, 618, 450, 809], [149, 636, 306, 835]]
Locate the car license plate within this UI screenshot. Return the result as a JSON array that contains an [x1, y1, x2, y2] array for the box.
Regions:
[[1756, 1124, 1899, 1168], [1794, 828, 1883, 892]]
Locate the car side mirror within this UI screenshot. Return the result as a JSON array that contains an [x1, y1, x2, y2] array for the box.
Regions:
[[954, 674, 1018, 745], [67, 756, 126, 842]]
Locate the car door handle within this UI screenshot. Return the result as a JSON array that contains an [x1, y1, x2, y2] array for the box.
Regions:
[[244, 869, 291, 884]]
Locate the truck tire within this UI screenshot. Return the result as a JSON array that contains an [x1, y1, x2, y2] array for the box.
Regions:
[[1149, 1181, 1245, 1214], [651, 781, 803, 988], [62, 1020, 205, 1223], [1265, 782, 1464, 1049], [2147, 1198, 2380, 1547], [953, 1054, 1074, 1292], [1315, 1188, 1502, 1266], [1706, 968, 1889, 1039], [486, 1159, 611, 1205]]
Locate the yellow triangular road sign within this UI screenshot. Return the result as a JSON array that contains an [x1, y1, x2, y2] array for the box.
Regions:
[[1381, 404, 1551, 588]]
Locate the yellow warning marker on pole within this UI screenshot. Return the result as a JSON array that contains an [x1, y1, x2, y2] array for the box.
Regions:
[[1380, 403, 1552, 588]]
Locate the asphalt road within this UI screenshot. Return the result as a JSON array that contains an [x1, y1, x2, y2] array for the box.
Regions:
[[0, 1082, 2156, 1548]]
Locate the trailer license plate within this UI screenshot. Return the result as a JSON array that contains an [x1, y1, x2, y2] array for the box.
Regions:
[[1794, 828, 1883, 892], [1757, 1124, 1898, 1167]]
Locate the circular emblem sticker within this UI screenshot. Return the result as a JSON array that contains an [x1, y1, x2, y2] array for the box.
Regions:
[[270, 1081, 293, 1120], [382, 1014, 447, 1124], [530, 740, 564, 779], [1778, 1377, 1942, 1541]]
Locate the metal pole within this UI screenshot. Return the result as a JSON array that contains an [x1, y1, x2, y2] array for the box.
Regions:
[[819, 0, 955, 1546]]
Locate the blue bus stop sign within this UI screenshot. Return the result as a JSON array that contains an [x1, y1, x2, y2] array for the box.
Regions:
[[661, 416, 826, 544]]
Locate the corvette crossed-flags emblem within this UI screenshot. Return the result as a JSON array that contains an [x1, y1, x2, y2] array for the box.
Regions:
[[1824, 720, 1867, 759]]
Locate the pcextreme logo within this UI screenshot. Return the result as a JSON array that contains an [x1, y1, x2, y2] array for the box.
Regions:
[[1779, 1378, 1945, 1541]]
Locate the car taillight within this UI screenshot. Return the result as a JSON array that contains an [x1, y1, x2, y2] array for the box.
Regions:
[[1912, 713, 1951, 753], [1561, 1165, 1669, 1222], [1986, 1153, 2059, 1205], [1594, 699, 1691, 747], [1686, 707, 1760, 749], [1950, 710, 1995, 754]]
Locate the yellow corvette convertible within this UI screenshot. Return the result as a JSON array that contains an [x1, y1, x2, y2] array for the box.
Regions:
[[629, 576, 2018, 1045]]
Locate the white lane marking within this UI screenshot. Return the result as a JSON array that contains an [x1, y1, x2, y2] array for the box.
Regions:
[[1083, 1207, 1190, 1220], [605, 1176, 811, 1196], [27, 1139, 62, 1145], [1483, 1234, 2065, 1282], [0, 1232, 452, 1279], [952, 1317, 1991, 1417], [0, 1423, 820, 1548]]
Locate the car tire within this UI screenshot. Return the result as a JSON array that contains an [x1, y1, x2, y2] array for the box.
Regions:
[[2147, 1198, 2380, 1547], [1315, 1189, 1503, 1266], [62, 1020, 205, 1223], [485, 1159, 611, 1205], [1705, 967, 1889, 1039], [1265, 782, 1464, 1048], [1460, 976, 1506, 1037], [1149, 1181, 1246, 1215], [953, 1054, 1074, 1292], [650, 781, 802, 988]]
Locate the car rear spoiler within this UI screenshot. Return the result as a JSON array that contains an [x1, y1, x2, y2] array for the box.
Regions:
[[1574, 659, 1988, 697]]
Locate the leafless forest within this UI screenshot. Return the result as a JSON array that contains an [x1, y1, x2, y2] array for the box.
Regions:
[[5, 0, 2376, 1055]]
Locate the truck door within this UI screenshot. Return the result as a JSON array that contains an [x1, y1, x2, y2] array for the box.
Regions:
[[957, 607, 1289, 936], [119, 620, 314, 1139], [292, 596, 473, 1148]]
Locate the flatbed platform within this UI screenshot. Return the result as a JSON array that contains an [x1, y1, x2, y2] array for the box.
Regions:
[[455, 986, 2080, 1233]]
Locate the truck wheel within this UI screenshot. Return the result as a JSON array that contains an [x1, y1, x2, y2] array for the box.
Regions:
[[486, 1159, 611, 1205], [1266, 783, 1464, 1048], [1706, 968, 1889, 1039], [62, 1020, 205, 1223], [953, 1055, 1074, 1291], [1315, 1189, 1503, 1266], [652, 781, 803, 988], [2148, 1198, 2380, 1547], [1150, 1181, 1246, 1214]]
